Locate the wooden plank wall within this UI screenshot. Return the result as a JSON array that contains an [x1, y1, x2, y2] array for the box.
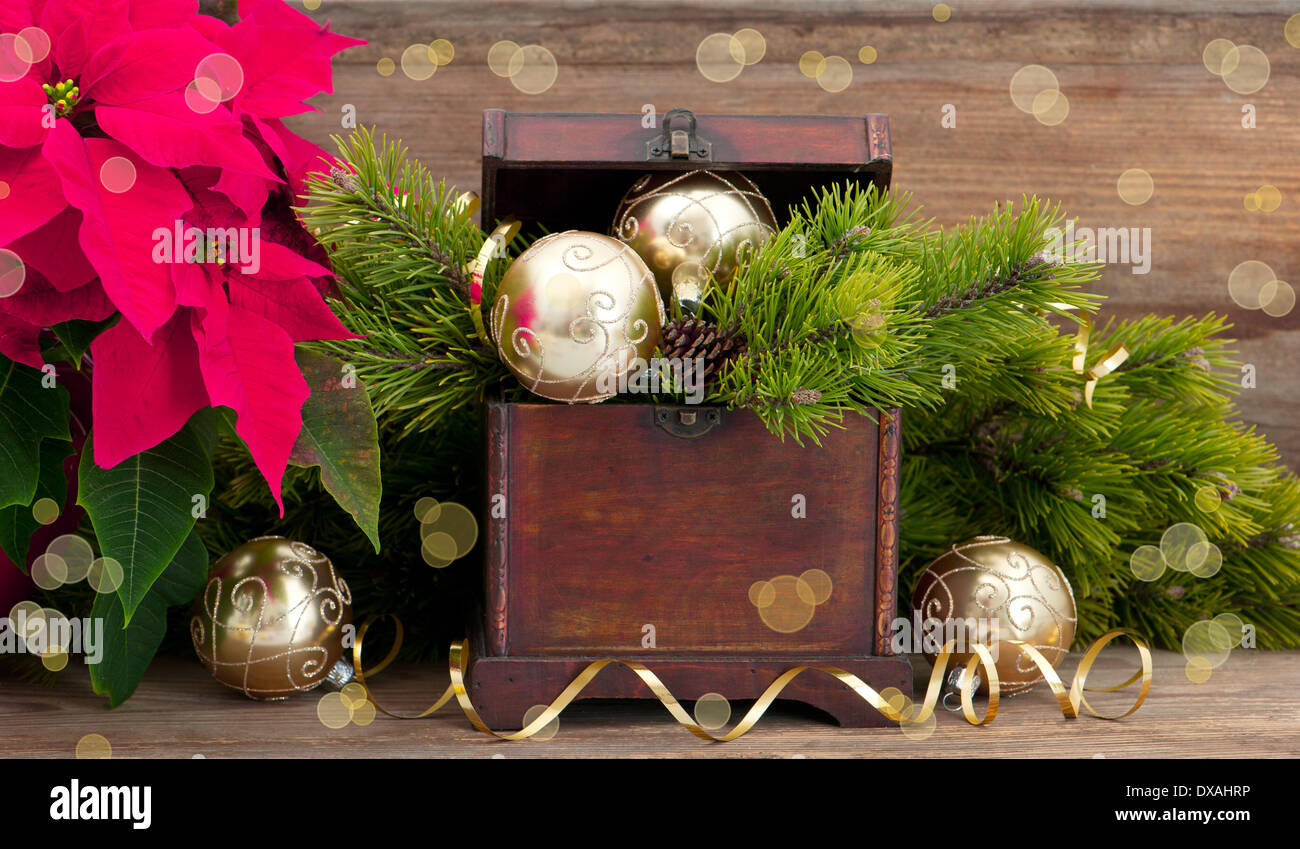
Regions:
[[283, 0, 1300, 469]]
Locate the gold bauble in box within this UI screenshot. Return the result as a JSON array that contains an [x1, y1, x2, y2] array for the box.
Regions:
[[612, 170, 777, 309], [911, 536, 1077, 696], [490, 230, 664, 403], [191, 536, 352, 700]]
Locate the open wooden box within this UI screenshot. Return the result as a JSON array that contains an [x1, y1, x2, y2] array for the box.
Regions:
[[469, 109, 911, 728]]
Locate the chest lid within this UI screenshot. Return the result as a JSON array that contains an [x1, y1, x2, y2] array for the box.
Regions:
[[481, 108, 892, 233]]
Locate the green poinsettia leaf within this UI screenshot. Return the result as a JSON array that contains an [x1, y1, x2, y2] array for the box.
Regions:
[[289, 349, 382, 552], [0, 438, 74, 570], [49, 317, 118, 369], [0, 359, 70, 511], [90, 530, 210, 707], [78, 419, 214, 625]]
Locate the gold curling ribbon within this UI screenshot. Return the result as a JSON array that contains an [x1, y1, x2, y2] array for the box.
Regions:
[[465, 219, 521, 344], [1072, 314, 1129, 408], [451, 191, 480, 220], [352, 620, 1152, 740]]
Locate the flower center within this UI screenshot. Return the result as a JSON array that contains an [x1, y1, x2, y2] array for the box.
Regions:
[[42, 79, 81, 117]]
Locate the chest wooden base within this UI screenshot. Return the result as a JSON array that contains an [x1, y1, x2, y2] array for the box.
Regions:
[[468, 652, 913, 730]]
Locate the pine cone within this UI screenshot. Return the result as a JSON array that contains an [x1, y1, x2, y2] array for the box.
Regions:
[[659, 318, 747, 382]]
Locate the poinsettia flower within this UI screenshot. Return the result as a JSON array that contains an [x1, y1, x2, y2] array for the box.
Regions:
[[0, 0, 364, 511]]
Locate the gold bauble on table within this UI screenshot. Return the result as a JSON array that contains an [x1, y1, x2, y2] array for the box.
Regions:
[[911, 536, 1077, 696], [191, 536, 352, 700], [490, 230, 664, 403], [612, 170, 777, 310]]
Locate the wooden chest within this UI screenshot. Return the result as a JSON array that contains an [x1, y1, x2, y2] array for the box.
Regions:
[[469, 109, 910, 729]]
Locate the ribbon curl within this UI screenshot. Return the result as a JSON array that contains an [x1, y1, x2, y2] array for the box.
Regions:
[[465, 219, 521, 344], [1072, 314, 1130, 408], [351, 620, 1153, 741]]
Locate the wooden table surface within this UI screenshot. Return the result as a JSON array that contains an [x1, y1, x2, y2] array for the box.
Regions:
[[4, 649, 1297, 757], [279, 0, 1300, 469]]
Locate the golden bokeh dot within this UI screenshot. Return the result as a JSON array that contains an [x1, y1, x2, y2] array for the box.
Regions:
[[1032, 89, 1069, 126], [1194, 485, 1222, 513], [400, 43, 437, 81], [1187, 541, 1222, 579], [421, 531, 457, 567], [1161, 522, 1208, 572], [339, 682, 369, 710], [302, 0, 320, 9], [799, 568, 834, 604], [878, 686, 904, 714], [522, 704, 559, 740], [18, 26, 50, 63], [932, 3, 952, 22], [0, 180, 9, 200], [1213, 612, 1245, 648], [1288, 14, 1300, 48], [1243, 191, 1261, 212], [693, 692, 731, 730], [756, 575, 817, 633], [317, 692, 352, 729], [1227, 260, 1276, 310], [1116, 168, 1154, 205], [76, 733, 112, 759], [184, 78, 221, 114], [900, 705, 937, 740], [1221, 45, 1269, 95], [1129, 544, 1166, 582], [510, 45, 558, 94], [800, 50, 827, 77], [0, 248, 26, 298], [31, 554, 68, 591], [42, 648, 69, 672], [350, 699, 377, 727], [696, 32, 744, 83], [195, 53, 243, 102], [1202, 38, 1238, 76], [816, 56, 853, 93], [1255, 184, 1281, 212], [9, 600, 40, 631], [421, 502, 479, 557], [748, 579, 775, 608], [1183, 620, 1232, 669], [414, 496, 441, 524], [1261, 280, 1295, 318], [0, 33, 32, 84], [733, 28, 766, 65], [487, 41, 521, 77], [1009, 64, 1059, 113], [430, 38, 454, 66], [47, 534, 94, 584], [376, 57, 395, 77], [86, 556, 124, 594], [1185, 656, 1213, 683], [98, 156, 136, 194], [857, 45, 877, 65]]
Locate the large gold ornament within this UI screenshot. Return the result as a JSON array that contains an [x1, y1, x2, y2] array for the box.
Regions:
[[911, 536, 1077, 696], [191, 536, 352, 700], [490, 230, 664, 403], [612, 170, 777, 309]]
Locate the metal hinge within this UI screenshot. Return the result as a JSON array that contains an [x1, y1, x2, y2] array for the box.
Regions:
[[645, 108, 712, 161], [654, 405, 722, 438]]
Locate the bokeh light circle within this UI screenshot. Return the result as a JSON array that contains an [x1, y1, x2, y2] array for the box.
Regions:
[[696, 33, 744, 83], [400, 44, 437, 81], [0, 248, 26, 298], [522, 704, 559, 740], [799, 50, 827, 77], [817, 56, 853, 93], [1212, 612, 1245, 648], [317, 692, 352, 729], [1261, 280, 1295, 318], [0, 33, 33, 83], [487, 41, 520, 77], [510, 45, 558, 94], [1117, 168, 1154, 205], [430, 39, 455, 66], [1129, 545, 1166, 582], [47, 534, 95, 584], [1182, 619, 1232, 669], [1010, 64, 1059, 113], [932, 4, 952, 23], [1161, 523, 1208, 573], [1227, 260, 1276, 310], [376, 57, 395, 77], [99, 157, 137, 194], [31, 554, 68, 591], [1202, 38, 1239, 76], [87, 556, 124, 594], [1221, 45, 1269, 95], [76, 733, 112, 759], [1194, 485, 1222, 513], [732, 28, 766, 65], [1187, 541, 1222, 578], [195, 53, 243, 102], [693, 692, 731, 730], [1032, 89, 1069, 125]]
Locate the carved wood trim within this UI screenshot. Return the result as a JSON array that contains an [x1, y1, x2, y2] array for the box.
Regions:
[[874, 408, 901, 656], [486, 400, 509, 656], [866, 113, 892, 163]]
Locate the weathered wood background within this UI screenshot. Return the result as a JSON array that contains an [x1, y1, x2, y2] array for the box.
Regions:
[[284, 0, 1300, 469]]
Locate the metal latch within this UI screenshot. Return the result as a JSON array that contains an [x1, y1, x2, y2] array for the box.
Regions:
[[654, 405, 722, 438], [645, 108, 712, 161]]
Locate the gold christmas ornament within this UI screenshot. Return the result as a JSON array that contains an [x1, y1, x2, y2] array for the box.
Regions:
[[612, 170, 777, 309], [191, 536, 352, 700], [911, 536, 1077, 696], [490, 230, 664, 403]]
